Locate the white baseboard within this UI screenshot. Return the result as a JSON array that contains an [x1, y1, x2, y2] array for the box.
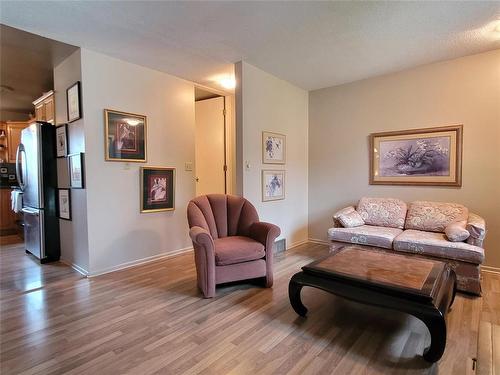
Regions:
[[308, 238, 330, 245], [60, 259, 89, 277], [482, 265, 500, 275], [87, 246, 194, 277]]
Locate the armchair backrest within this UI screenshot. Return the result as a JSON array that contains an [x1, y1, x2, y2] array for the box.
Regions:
[[187, 194, 259, 239]]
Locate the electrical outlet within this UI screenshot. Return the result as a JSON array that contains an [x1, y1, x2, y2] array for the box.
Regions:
[[185, 162, 193, 171]]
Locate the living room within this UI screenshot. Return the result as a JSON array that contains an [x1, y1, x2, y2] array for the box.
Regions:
[[1, 2, 499, 374]]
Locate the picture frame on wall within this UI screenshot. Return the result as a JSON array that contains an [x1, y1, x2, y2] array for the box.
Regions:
[[68, 153, 84, 189], [55, 124, 68, 158], [140, 167, 175, 213], [58, 189, 72, 220], [104, 109, 147, 162], [66, 81, 82, 123], [369, 124, 463, 186], [262, 131, 286, 164], [262, 169, 285, 202]]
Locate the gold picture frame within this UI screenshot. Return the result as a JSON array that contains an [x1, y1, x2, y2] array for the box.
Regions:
[[369, 125, 463, 186], [104, 109, 147, 162], [140, 166, 175, 213]]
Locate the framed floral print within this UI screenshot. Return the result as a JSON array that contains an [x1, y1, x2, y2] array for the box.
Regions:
[[262, 131, 285, 164], [369, 125, 463, 186], [105, 109, 147, 162], [55, 124, 68, 158], [140, 167, 175, 213], [68, 153, 84, 189], [262, 170, 285, 202], [66, 81, 82, 123], [58, 189, 72, 220]]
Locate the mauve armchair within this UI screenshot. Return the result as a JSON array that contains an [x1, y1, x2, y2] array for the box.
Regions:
[[187, 194, 281, 298]]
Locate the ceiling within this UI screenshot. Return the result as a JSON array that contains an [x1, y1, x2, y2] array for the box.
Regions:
[[1, 2, 499, 92], [0, 24, 77, 121]]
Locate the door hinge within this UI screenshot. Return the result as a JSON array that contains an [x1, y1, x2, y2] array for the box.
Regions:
[[223, 165, 227, 172], [223, 109, 226, 116]]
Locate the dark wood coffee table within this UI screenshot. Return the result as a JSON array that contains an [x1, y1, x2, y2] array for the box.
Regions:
[[289, 245, 456, 362]]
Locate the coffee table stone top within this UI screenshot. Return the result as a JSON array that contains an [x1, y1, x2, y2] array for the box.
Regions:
[[302, 245, 446, 301]]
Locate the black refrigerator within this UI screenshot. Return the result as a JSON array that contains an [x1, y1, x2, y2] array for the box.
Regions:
[[15, 121, 60, 262]]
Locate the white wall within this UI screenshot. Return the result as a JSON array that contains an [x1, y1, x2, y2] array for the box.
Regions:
[[308, 50, 500, 268], [79, 49, 196, 275], [53, 49, 90, 272], [236, 61, 309, 248]]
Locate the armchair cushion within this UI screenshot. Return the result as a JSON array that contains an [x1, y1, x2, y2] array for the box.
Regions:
[[214, 236, 265, 266]]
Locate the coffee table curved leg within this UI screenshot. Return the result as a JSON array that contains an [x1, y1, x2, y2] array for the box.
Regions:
[[420, 312, 447, 362], [289, 275, 308, 317]]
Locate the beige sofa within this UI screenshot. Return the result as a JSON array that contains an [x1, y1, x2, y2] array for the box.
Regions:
[[328, 197, 487, 295]]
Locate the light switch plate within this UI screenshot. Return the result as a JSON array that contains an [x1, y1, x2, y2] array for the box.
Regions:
[[185, 162, 193, 171]]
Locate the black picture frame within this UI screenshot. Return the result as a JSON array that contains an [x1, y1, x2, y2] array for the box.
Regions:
[[58, 189, 72, 221], [55, 124, 69, 158], [140, 167, 175, 213], [104, 109, 147, 162], [66, 81, 82, 123], [68, 153, 84, 189]]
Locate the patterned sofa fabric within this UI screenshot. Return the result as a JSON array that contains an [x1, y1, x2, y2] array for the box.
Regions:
[[338, 210, 365, 228], [328, 225, 403, 249], [393, 229, 484, 264], [356, 197, 407, 229], [466, 213, 487, 240], [405, 201, 469, 233]]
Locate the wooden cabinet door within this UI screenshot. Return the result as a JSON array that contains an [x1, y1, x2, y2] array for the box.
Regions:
[[7, 122, 29, 163], [44, 95, 55, 124], [0, 189, 17, 231], [35, 103, 45, 121]]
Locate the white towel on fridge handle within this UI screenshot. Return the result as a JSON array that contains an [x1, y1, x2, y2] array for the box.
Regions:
[[11, 190, 23, 213]]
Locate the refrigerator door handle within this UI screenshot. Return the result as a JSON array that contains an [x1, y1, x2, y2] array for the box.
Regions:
[[15, 143, 26, 191], [22, 207, 39, 216]]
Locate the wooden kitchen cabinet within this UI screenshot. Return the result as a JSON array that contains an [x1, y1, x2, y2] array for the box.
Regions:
[[6, 121, 30, 163], [33, 90, 55, 124], [0, 189, 17, 233]]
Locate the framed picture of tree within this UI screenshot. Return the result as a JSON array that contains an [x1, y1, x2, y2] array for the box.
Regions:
[[369, 125, 463, 186]]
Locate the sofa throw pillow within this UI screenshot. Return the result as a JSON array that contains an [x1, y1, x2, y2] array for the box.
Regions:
[[333, 206, 355, 220], [405, 201, 469, 233], [337, 210, 365, 228], [445, 220, 470, 242]]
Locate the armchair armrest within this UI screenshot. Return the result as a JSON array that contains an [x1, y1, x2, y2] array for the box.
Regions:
[[189, 226, 215, 250], [249, 222, 281, 247]]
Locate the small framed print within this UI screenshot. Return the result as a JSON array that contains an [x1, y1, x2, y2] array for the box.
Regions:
[[105, 109, 147, 162], [140, 167, 175, 213], [66, 81, 82, 123], [55, 124, 68, 158], [58, 189, 72, 220], [370, 125, 463, 186], [262, 170, 285, 202], [262, 131, 286, 164], [68, 153, 84, 189]]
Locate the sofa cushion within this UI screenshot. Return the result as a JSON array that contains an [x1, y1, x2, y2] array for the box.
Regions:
[[356, 197, 407, 229], [405, 201, 468, 233], [445, 220, 470, 242], [393, 229, 484, 264], [338, 210, 364, 228], [214, 236, 265, 266], [328, 225, 403, 249]]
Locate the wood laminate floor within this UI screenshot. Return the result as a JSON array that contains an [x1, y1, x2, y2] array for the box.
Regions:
[[1, 242, 499, 374]]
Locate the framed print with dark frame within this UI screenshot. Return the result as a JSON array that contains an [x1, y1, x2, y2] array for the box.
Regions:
[[58, 189, 72, 220], [262, 169, 285, 202], [369, 125, 463, 186], [68, 153, 84, 189], [66, 81, 82, 123], [140, 167, 175, 213], [105, 109, 147, 162], [262, 131, 286, 164], [55, 124, 68, 158]]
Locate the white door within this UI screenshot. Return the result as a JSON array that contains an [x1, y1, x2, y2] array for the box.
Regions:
[[195, 97, 226, 196]]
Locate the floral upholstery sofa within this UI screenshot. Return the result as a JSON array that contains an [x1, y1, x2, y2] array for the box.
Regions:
[[328, 197, 487, 295]]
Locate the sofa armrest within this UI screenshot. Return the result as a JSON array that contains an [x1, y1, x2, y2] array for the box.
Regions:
[[466, 213, 486, 248], [249, 222, 281, 248]]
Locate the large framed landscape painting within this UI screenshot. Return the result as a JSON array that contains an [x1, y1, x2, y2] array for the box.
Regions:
[[140, 167, 175, 213], [370, 125, 463, 186], [105, 109, 147, 162]]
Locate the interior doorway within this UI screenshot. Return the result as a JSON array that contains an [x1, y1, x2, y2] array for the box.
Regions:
[[194, 86, 235, 196]]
